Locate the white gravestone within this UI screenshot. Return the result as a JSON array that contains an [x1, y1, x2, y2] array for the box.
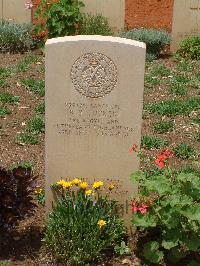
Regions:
[[45, 35, 146, 225]]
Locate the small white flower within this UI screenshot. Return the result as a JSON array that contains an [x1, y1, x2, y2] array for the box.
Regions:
[[25, 2, 33, 9]]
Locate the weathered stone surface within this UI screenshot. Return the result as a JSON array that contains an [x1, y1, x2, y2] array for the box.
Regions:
[[1, 0, 31, 23]]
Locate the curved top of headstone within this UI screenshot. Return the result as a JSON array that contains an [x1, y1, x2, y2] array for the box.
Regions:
[[45, 35, 146, 49]]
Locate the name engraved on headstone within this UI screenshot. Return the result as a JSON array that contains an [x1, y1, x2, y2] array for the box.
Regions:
[[54, 102, 134, 137]]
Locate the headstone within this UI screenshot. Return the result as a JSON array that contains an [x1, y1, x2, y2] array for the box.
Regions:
[[171, 0, 200, 52], [1, 0, 31, 24], [45, 35, 146, 225]]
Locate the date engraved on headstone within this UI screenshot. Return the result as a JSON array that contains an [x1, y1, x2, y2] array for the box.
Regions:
[[71, 53, 118, 98]]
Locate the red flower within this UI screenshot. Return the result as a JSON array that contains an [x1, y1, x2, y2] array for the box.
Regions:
[[161, 149, 174, 158], [155, 149, 174, 169], [138, 204, 148, 215], [155, 158, 165, 169], [130, 144, 137, 153], [131, 201, 138, 213]]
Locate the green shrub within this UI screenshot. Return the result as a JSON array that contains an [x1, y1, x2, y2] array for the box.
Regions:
[[45, 179, 126, 265], [120, 28, 171, 58], [79, 14, 113, 36], [130, 150, 200, 264], [178, 36, 200, 60], [35, 0, 84, 38], [0, 21, 33, 53]]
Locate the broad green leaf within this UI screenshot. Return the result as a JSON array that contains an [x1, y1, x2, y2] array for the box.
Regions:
[[130, 171, 145, 183], [162, 239, 179, 249], [185, 236, 200, 251], [132, 213, 157, 228], [143, 241, 164, 264], [181, 204, 200, 221]]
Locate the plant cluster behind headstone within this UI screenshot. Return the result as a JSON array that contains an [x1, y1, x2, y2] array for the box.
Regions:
[[0, 21, 34, 53], [120, 28, 171, 60]]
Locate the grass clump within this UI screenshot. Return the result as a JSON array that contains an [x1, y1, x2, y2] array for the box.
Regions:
[[177, 59, 193, 72], [150, 64, 171, 77], [0, 92, 19, 104], [0, 21, 33, 53], [21, 78, 45, 97], [15, 53, 38, 72], [0, 80, 9, 88], [0, 107, 11, 117], [0, 67, 12, 78], [34, 102, 45, 115], [172, 75, 190, 84], [145, 75, 160, 87], [154, 120, 174, 134], [16, 132, 40, 145], [146, 98, 200, 116], [170, 84, 188, 96], [16, 114, 44, 145], [192, 117, 200, 125], [27, 115, 45, 134], [80, 14, 113, 36], [173, 143, 196, 159], [141, 135, 168, 149]]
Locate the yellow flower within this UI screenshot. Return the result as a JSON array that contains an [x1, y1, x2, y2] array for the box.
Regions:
[[56, 180, 72, 189], [108, 184, 114, 191], [97, 219, 106, 229], [72, 178, 82, 185], [62, 181, 72, 189], [93, 181, 103, 190], [57, 180, 66, 186], [85, 189, 93, 196], [34, 188, 43, 194], [79, 181, 88, 190]]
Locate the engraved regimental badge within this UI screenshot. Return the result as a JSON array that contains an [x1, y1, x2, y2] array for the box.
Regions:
[[71, 53, 118, 98]]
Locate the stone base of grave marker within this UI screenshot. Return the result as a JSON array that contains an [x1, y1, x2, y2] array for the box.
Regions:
[[45, 35, 146, 230]]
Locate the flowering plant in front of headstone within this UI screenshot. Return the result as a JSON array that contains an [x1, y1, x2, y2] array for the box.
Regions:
[[44, 178, 126, 265], [130, 145, 200, 265]]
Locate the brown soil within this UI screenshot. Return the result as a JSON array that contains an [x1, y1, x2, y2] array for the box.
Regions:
[[0, 51, 199, 265]]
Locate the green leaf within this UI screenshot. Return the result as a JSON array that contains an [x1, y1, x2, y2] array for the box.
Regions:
[[185, 236, 200, 251], [132, 213, 157, 228], [168, 247, 187, 263], [162, 239, 178, 249], [187, 260, 200, 266], [130, 170, 145, 183], [143, 241, 164, 264], [181, 204, 200, 221], [162, 229, 182, 249]]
